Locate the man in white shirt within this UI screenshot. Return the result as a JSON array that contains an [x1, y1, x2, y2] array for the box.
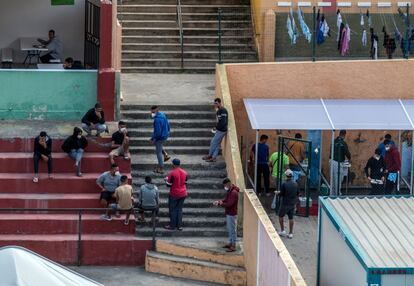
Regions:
[[39, 29, 63, 63]]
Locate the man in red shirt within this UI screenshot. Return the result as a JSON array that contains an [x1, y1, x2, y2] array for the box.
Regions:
[[384, 139, 401, 194], [214, 178, 239, 252], [165, 158, 188, 230]]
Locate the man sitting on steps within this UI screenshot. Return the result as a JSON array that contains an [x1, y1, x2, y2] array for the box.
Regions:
[[33, 131, 53, 183], [109, 121, 131, 164], [98, 164, 122, 221], [81, 103, 108, 137], [103, 175, 134, 225]]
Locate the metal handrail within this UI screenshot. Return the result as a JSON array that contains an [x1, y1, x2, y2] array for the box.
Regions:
[[0, 207, 157, 266], [176, 0, 184, 69]]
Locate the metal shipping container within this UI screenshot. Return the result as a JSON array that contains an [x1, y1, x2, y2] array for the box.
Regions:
[[317, 196, 414, 286]]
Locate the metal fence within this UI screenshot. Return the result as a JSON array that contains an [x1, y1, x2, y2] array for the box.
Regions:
[[275, 5, 413, 62]]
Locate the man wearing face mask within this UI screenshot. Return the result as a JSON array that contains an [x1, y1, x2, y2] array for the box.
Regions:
[[383, 139, 401, 194], [364, 148, 386, 195], [61, 127, 88, 177], [109, 121, 131, 165], [150, 106, 170, 174], [213, 178, 239, 252]]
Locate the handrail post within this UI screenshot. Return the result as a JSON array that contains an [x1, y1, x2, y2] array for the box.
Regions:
[[176, 0, 184, 70], [77, 210, 82, 266], [152, 210, 156, 251], [218, 8, 223, 64]]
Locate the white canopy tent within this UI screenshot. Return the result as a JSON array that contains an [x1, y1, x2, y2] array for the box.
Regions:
[[0, 246, 103, 286], [244, 99, 414, 195]]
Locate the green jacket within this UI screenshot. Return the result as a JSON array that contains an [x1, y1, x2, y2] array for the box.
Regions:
[[332, 137, 351, 163]]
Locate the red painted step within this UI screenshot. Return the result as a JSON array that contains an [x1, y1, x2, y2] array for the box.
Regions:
[[0, 173, 131, 194], [0, 138, 112, 153], [0, 193, 101, 208], [0, 234, 152, 265], [0, 214, 135, 234], [0, 152, 131, 173]]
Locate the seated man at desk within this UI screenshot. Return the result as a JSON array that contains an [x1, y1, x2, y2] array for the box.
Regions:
[[38, 29, 63, 63]]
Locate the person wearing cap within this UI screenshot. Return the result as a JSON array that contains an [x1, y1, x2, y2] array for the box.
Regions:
[[33, 131, 53, 183], [164, 158, 188, 230], [330, 130, 351, 196], [109, 121, 131, 165], [213, 178, 240, 252], [202, 98, 228, 163], [278, 169, 299, 239], [150, 105, 171, 174], [383, 139, 401, 194]]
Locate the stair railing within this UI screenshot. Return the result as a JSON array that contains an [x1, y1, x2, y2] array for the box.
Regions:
[[176, 0, 184, 69], [217, 8, 223, 64]]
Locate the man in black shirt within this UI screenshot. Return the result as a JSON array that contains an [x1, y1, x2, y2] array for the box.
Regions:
[[33, 131, 52, 183], [364, 148, 386, 195], [109, 121, 131, 165], [278, 169, 299, 239], [62, 127, 88, 177], [202, 98, 228, 163], [330, 130, 351, 195], [81, 103, 107, 136]]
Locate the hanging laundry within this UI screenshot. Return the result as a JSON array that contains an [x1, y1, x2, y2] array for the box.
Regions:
[[297, 7, 312, 43], [336, 10, 343, 42], [360, 13, 364, 27], [317, 15, 330, 44], [340, 24, 351, 56], [391, 15, 402, 43], [338, 22, 345, 51], [370, 28, 378, 60], [382, 26, 396, 58], [366, 10, 371, 27], [362, 29, 367, 46], [286, 10, 298, 45], [316, 9, 321, 42]]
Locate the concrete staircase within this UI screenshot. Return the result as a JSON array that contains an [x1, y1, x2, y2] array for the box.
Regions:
[[122, 104, 229, 237], [0, 137, 152, 265], [118, 0, 257, 73], [146, 239, 246, 285]]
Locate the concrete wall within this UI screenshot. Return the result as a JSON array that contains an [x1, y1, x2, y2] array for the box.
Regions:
[[243, 189, 307, 286], [223, 60, 414, 186], [0, 0, 85, 62], [0, 69, 97, 120]]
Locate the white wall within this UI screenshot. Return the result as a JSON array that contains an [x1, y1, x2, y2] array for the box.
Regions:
[[319, 211, 367, 286], [0, 0, 85, 62]]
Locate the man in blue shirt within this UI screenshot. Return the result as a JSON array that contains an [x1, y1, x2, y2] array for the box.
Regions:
[[151, 106, 171, 174], [251, 134, 270, 196], [377, 134, 396, 157]]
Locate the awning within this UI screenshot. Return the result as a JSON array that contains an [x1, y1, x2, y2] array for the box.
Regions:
[[244, 99, 414, 130]]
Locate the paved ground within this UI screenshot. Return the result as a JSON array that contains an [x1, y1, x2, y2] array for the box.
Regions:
[[260, 196, 318, 286], [121, 74, 215, 105], [70, 266, 220, 286]]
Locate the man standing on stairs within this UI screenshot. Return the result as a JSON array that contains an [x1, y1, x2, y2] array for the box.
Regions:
[[33, 131, 53, 183], [164, 159, 187, 231], [203, 98, 228, 163], [150, 106, 171, 174], [213, 178, 239, 252]]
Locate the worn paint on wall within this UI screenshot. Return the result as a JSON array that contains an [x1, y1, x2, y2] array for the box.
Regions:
[[223, 60, 414, 186], [0, 70, 97, 120]]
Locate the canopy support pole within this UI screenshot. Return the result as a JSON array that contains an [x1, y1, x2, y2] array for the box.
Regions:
[[411, 130, 414, 195], [398, 130, 402, 191], [330, 130, 335, 196], [254, 130, 259, 193]]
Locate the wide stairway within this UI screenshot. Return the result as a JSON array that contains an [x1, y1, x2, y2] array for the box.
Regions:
[[0, 136, 150, 265], [118, 0, 257, 73], [122, 104, 229, 237]]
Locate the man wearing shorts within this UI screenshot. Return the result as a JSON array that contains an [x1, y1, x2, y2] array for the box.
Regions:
[[278, 169, 299, 239], [105, 175, 134, 225], [109, 121, 131, 165], [97, 164, 121, 221]]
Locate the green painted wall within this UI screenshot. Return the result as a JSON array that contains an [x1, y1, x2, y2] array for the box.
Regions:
[[0, 70, 97, 120]]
